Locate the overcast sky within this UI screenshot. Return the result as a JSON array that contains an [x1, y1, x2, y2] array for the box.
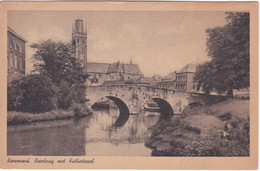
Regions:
[[8, 11, 227, 77]]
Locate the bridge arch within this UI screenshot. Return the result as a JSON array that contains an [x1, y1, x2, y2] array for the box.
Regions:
[[151, 98, 174, 115], [106, 96, 130, 127]]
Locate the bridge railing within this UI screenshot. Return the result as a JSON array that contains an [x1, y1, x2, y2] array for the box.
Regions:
[[86, 84, 178, 93], [86, 84, 229, 98]]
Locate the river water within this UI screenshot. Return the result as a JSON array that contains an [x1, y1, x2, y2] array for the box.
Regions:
[[7, 108, 160, 156]]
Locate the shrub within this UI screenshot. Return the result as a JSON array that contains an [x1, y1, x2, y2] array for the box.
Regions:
[[8, 74, 55, 113], [219, 112, 232, 121], [69, 103, 92, 117], [54, 81, 87, 110], [184, 125, 201, 134], [7, 76, 25, 110]]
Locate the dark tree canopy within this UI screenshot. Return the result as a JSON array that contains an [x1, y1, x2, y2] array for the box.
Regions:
[[194, 12, 249, 97], [30, 40, 88, 86], [29, 40, 88, 110]]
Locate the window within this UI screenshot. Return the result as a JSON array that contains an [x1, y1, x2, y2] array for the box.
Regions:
[[20, 45, 24, 53], [77, 38, 79, 43], [9, 52, 13, 67], [19, 57, 23, 69], [10, 40, 14, 48], [16, 44, 20, 52], [14, 54, 17, 68], [17, 57, 21, 69], [82, 39, 85, 44], [72, 39, 76, 45]]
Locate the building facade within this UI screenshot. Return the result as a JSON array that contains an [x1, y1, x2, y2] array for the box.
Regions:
[[156, 71, 176, 90], [72, 19, 87, 69], [155, 64, 196, 92], [7, 26, 27, 82], [156, 80, 176, 90], [175, 63, 196, 92]]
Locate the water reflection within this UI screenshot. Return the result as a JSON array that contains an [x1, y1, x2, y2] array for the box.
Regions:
[[8, 108, 160, 156], [85, 108, 160, 156], [113, 111, 130, 127], [7, 119, 87, 156]]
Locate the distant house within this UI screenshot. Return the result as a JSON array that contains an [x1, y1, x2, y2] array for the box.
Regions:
[[156, 71, 177, 90], [156, 80, 176, 90], [175, 63, 196, 92], [7, 26, 27, 82], [155, 64, 196, 92]]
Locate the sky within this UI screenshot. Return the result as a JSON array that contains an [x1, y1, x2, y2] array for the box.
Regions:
[[8, 11, 227, 77]]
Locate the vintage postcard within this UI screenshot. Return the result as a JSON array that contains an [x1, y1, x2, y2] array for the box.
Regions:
[[0, 1, 258, 170]]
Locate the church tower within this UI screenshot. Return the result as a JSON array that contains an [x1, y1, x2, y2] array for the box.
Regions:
[[72, 19, 87, 69]]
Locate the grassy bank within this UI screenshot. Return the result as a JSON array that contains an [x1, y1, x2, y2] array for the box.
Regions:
[[145, 98, 249, 156], [8, 104, 93, 126]]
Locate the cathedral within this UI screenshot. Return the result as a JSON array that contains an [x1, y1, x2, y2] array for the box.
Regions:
[[72, 19, 143, 86]]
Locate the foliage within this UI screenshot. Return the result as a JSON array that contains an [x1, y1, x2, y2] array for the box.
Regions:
[[193, 62, 216, 94], [8, 40, 89, 113], [54, 81, 87, 110], [194, 12, 249, 97], [146, 99, 249, 156], [29, 40, 89, 110], [69, 103, 92, 118], [8, 74, 55, 113], [7, 76, 25, 110], [30, 39, 88, 86]]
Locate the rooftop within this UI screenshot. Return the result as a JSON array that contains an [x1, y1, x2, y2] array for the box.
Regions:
[[7, 26, 27, 42], [87, 61, 143, 76], [163, 71, 176, 81], [177, 63, 197, 73], [86, 62, 110, 74]]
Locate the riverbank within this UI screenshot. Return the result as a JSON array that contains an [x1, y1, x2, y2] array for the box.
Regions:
[[7, 104, 93, 126], [145, 98, 249, 156]]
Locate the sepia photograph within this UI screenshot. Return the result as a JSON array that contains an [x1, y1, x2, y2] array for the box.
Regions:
[[0, 1, 258, 170]]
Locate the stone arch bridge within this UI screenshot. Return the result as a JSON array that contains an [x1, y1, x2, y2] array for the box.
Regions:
[[86, 85, 225, 115]]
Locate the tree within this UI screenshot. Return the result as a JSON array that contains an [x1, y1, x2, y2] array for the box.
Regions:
[[30, 40, 89, 109], [8, 74, 55, 113], [193, 62, 216, 94], [30, 40, 88, 86], [194, 12, 249, 97]]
